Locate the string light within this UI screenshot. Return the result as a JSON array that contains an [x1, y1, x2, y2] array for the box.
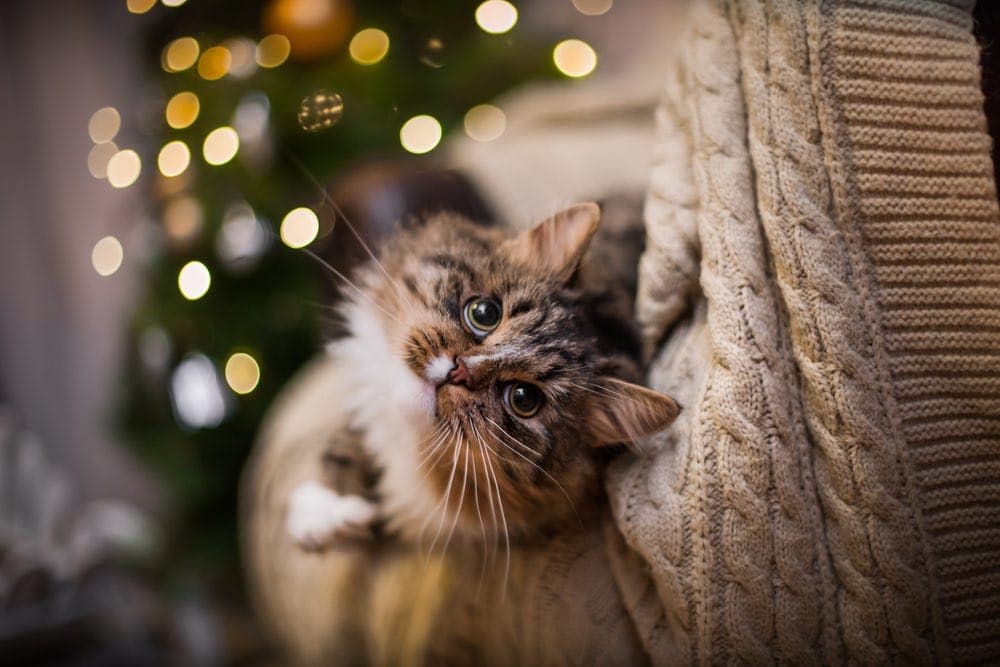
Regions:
[[178, 260, 211, 300], [158, 140, 191, 177], [126, 0, 156, 14], [170, 354, 228, 429], [572, 0, 613, 15], [88, 141, 118, 179], [349, 28, 389, 65], [553, 39, 597, 78], [399, 115, 441, 154], [280, 207, 319, 248], [88, 107, 121, 143], [256, 34, 291, 68], [198, 45, 232, 80], [463, 104, 506, 142], [224, 352, 261, 394], [475, 1, 517, 34], [163, 37, 200, 73], [165, 91, 200, 129], [92, 236, 124, 276], [202, 126, 239, 165], [107, 149, 142, 188]]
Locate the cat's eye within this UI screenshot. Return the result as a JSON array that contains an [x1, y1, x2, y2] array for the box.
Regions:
[[504, 382, 543, 418], [463, 297, 502, 336]]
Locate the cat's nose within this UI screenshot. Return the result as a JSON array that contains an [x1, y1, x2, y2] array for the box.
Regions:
[[447, 356, 473, 388]]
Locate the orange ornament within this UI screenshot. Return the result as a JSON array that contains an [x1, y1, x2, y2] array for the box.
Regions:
[[262, 0, 354, 62]]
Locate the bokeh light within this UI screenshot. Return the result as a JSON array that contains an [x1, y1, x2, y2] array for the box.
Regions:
[[178, 261, 211, 300], [163, 196, 204, 244], [202, 126, 240, 165], [87, 141, 118, 179], [553, 39, 597, 78], [297, 90, 344, 132], [349, 28, 390, 65], [88, 107, 121, 143], [225, 38, 258, 78], [92, 236, 124, 277], [463, 104, 506, 142], [399, 114, 442, 154], [217, 201, 270, 270], [163, 37, 200, 73], [475, 1, 518, 34], [158, 140, 191, 177], [107, 149, 142, 188], [170, 354, 228, 429], [255, 34, 291, 68], [165, 91, 200, 129], [126, 0, 156, 14], [198, 45, 232, 80], [225, 352, 261, 395], [572, 0, 613, 15], [162, 0, 188, 7], [280, 207, 319, 248]]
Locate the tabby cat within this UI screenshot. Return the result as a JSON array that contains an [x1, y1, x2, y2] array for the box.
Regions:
[[286, 202, 679, 550]]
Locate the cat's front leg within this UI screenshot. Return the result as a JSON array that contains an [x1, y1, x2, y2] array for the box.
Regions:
[[286, 480, 377, 550]]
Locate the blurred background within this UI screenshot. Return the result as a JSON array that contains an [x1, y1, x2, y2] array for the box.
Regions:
[[0, 0, 675, 663]]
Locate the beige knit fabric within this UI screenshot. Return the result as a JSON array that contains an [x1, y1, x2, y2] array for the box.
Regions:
[[617, 0, 1000, 664]]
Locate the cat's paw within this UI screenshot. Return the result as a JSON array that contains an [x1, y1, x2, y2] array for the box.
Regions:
[[286, 481, 377, 551]]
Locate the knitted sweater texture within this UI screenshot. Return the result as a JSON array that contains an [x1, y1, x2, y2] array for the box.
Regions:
[[617, 0, 1000, 663]]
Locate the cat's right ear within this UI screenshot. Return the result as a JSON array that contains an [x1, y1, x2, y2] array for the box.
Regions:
[[505, 202, 601, 283], [585, 378, 680, 447]]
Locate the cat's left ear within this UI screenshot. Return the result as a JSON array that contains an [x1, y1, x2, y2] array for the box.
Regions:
[[585, 378, 680, 447], [506, 202, 600, 283]]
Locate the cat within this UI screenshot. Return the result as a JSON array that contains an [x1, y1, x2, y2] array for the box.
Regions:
[[286, 201, 679, 551]]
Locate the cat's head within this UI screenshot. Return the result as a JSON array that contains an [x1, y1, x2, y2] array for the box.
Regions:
[[352, 203, 679, 537]]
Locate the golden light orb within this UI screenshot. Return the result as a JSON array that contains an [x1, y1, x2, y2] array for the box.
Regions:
[[127, 0, 156, 14], [255, 34, 291, 68], [157, 140, 191, 177], [280, 207, 319, 248], [178, 260, 211, 300], [553, 39, 597, 78], [88, 107, 121, 144], [198, 45, 232, 80], [106, 149, 142, 188], [87, 141, 118, 179], [202, 126, 240, 165], [162, 0, 188, 6], [475, 0, 518, 34], [163, 37, 200, 73], [92, 236, 124, 277], [165, 91, 200, 129], [348, 28, 389, 65], [463, 104, 506, 142], [572, 0, 613, 15], [162, 196, 203, 244], [399, 114, 442, 154], [224, 352, 261, 394]]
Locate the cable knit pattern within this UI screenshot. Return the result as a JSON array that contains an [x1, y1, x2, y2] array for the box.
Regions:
[[616, 0, 1000, 663]]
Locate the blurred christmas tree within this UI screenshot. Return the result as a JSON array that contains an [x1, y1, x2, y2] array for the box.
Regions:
[[112, 0, 558, 586]]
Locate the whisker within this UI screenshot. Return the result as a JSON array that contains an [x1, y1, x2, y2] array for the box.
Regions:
[[470, 420, 500, 571], [297, 246, 406, 327], [475, 421, 510, 594], [484, 417, 580, 521], [282, 148, 415, 310], [441, 436, 471, 558]]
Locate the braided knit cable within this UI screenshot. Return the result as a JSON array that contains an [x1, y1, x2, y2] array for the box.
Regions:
[[688, 1, 820, 661], [736, 0, 934, 662]]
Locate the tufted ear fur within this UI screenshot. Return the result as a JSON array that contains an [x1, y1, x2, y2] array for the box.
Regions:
[[505, 203, 601, 283], [586, 378, 680, 446]]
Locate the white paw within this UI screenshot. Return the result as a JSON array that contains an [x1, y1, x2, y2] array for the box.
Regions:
[[286, 481, 377, 550]]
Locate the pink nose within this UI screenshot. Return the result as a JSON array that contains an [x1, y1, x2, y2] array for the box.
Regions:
[[447, 357, 473, 388]]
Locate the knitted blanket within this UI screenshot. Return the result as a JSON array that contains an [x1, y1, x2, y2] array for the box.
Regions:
[[617, 0, 1000, 663]]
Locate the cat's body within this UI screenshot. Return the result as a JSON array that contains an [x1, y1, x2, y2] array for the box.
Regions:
[[287, 201, 678, 551]]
